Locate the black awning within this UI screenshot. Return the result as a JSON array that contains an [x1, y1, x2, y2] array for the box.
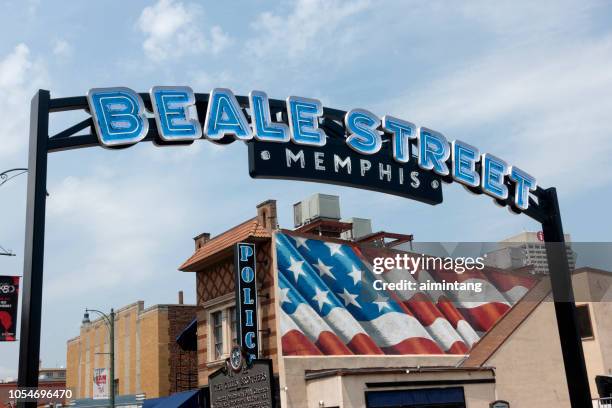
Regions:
[[596, 375, 612, 398], [176, 318, 197, 351]]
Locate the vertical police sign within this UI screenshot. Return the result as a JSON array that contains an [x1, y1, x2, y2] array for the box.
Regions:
[[235, 243, 259, 362]]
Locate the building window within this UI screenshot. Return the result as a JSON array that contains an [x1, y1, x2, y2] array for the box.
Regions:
[[576, 304, 594, 339], [212, 311, 224, 359], [229, 306, 238, 346]]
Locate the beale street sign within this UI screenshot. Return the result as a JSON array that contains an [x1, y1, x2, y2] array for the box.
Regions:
[[86, 87, 538, 210]]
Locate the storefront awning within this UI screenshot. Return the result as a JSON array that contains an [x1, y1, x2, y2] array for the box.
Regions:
[[142, 389, 200, 408], [176, 318, 197, 351]]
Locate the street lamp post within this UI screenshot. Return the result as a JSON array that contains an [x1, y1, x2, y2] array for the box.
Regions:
[[0, 168, 28, 187], [83, 308, 115, 408], [1, 168, 28, 257]]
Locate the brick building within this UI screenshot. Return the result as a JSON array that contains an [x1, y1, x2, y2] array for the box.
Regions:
[[179, 200, 278, 383], [66, 298, 200, 401], [177, 195, 612, 407]]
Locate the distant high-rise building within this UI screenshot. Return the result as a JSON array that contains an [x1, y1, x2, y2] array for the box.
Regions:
[[485, 231, 576, 275]]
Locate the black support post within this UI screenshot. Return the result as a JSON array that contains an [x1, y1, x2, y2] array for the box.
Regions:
[[17, 90, 50, 407], [541, 187, 592, 407]]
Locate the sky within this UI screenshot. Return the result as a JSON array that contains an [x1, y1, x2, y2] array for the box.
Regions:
[[1, 0, 612, 379]]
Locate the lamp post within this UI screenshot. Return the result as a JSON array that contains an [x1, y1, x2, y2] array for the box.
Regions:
[[83, 308, 115, 408], [1, 168, 28, 257], [0, 168, 28, 188]]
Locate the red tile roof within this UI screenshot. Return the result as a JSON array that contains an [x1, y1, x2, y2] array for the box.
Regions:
[[179, 217, 272, 272]]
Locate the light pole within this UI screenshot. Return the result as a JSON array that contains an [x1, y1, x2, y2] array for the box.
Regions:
[[0, 168, 28, 187], [1, 168, 28, 257], [83, 308, 115, 408]]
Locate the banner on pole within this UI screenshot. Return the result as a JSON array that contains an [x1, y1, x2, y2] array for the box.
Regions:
[[0, 275, 19, 341], [93, 368, 109, 399]]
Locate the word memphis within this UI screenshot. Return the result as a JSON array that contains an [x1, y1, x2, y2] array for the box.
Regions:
[[87, 86, 537, 210]]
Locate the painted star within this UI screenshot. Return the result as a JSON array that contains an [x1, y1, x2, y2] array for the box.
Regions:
[[348, 265, 362, 285], [312, 287, 332, 311], [314, 258, 335, 280], [325, 242, 343, 256], [279, 287, 291, 305], [287, 257, 306, 282], [373, 294, 390, 312], [338, 288, 361, 308], [293, 236, 309, 250]]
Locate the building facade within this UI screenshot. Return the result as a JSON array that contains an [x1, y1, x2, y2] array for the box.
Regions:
[[485, 231, 577, 275], [66, 300, 199, 401], [178, 195, 612, 407]]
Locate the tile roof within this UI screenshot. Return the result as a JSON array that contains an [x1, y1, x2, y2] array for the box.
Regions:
[[179, 217, 272, 272]]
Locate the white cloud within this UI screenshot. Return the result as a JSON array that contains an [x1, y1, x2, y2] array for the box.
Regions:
[[45, 171, 190, 298], [52, 39, 72, 58], [386, 34, 612, 195], [137, 0, 231, 62], [247, 0, 371, 62], [0, 44, 48, 162]]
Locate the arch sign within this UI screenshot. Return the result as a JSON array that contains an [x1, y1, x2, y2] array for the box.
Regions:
[[16, 88, 589, 408], [86, 86, 536, 209]]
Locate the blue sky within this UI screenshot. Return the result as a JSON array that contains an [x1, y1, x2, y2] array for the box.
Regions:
[[1, 0, 612, 378]]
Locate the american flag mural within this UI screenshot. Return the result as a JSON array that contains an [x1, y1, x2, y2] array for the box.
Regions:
[[276, 232, 538, 356]]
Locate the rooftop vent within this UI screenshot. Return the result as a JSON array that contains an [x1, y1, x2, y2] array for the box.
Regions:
[[293, 193, 341, 228]]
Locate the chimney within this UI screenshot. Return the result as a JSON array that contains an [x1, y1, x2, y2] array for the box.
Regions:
[[193, 232, 211, 250], [257, 200, 278, 230], [178, 290, 184, 305]]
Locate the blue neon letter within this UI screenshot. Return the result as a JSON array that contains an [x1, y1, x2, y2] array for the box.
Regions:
[[245, 332, 255, 349], [509, 166, 537, 210], [87, 87, 148, 147], [286, 96, 326, 146], [240, 244, 254, 261], [382, 115, 416, 163], [481, 153, 509, 200], [245, 310, 254, 327], [241, 266, 254, 283], [452, 140, 480, 187], [204, 88, 252, 141], [417, 127, 450, 176], [150, 86, 200, 141], [249, 90, 289, 142], [345, 109, 382, 155], [243, 287, 254, 304]]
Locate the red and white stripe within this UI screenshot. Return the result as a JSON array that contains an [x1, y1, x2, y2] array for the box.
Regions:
[[280, 308, 324, 356], [290, 300, 383, 355], [412, 268, 481, 347], [357, 311, 444, 355], [429, 268, 510, 333], [484, 269, 537, 303], [382, 267, 469, 354]]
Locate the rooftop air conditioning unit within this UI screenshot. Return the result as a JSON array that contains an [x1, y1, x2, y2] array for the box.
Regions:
[[341, 217, 373, 240], [293, 193, 341, 227]]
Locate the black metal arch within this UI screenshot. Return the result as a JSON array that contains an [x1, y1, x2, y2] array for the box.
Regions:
[[17, 90, 591, 407]]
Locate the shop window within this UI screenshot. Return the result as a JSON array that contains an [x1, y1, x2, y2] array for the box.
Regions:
[[212, 311, 224, 359], [576, 304, 594, 339], [229, 306, 238, 347]]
